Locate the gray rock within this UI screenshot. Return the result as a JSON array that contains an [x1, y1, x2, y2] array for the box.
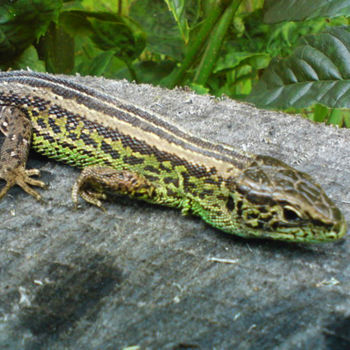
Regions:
[[0, 74, 349, 350]]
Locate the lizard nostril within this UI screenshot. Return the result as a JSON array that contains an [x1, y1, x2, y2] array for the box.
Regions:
[[283, 208, 301, 222]]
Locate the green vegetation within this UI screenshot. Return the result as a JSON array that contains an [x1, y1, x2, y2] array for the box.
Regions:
[[1, 0, 350, 126]]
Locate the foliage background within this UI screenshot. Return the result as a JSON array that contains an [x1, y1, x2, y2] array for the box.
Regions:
[[1, 0, 350, 126]]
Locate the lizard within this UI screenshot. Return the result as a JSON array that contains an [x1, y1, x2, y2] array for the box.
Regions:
[[0, 70, 346, 242]]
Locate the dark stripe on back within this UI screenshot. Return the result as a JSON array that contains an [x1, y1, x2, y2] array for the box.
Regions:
[[0, 71, 251, 168]]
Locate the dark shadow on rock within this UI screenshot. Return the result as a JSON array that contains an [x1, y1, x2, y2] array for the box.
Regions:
[[323, 314, 350, 350], [18, 253, 122, 348]]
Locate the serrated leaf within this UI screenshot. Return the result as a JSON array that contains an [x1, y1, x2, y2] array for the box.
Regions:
[[247, 27, 350, 109], [264, 0, 350, 23]]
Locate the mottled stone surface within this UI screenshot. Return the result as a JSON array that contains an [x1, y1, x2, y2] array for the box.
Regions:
[[0, 74, 349, 349]]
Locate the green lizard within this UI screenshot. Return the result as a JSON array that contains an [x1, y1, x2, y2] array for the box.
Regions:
[[0, 71, 346, 242]]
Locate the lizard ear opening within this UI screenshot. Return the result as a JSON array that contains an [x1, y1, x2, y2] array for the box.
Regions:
[[226, 196, 235, 212]]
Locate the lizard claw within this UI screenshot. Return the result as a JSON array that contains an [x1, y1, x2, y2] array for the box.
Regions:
[[0, 166, 46, 201]]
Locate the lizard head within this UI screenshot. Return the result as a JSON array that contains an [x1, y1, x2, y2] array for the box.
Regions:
[[214, 155, 346, 243]]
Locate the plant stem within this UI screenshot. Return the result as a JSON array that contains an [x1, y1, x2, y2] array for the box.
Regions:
[[193, 0, 243, 86], [162, 0, 225, 88]]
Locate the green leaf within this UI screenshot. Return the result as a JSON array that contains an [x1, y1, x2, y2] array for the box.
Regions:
[[247, 27, 350, 109], [114, 61, 176, 84], [311, 104, 328, 123], [6, 45, 45, 71], [38, 22, 74, 73], [264, 0, 350, 23], [0, 0, 62, 62], [130, 0, 184, 60], [328, 108, 343, 125], [344, 110, 350, 127], [214, 52, 270, 73], [86, 49, 116, 76], [164, 0, 190, 43], [59, 10, 93, 37], [189, 83, 210, 95], [87, 12, 146, 63], [304, 105, 350, 127]]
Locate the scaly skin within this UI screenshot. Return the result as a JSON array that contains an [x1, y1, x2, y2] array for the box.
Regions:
[[0, 71, 346, 242]]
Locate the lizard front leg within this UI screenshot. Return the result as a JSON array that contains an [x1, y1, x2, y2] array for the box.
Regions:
[[0, 106, 46, 201], [72, 166, 156, 209]]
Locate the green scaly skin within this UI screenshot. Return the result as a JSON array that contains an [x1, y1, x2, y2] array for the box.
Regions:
[[0, 71, 346, 243]]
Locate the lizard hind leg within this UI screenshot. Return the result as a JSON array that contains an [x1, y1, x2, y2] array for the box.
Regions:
[[0, 106, 46, 201]]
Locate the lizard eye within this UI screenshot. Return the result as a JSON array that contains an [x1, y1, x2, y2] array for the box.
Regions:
[[283, 206, 302, 222]]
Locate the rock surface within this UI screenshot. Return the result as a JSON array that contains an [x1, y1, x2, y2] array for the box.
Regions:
[[0, 74, 349, 349]]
